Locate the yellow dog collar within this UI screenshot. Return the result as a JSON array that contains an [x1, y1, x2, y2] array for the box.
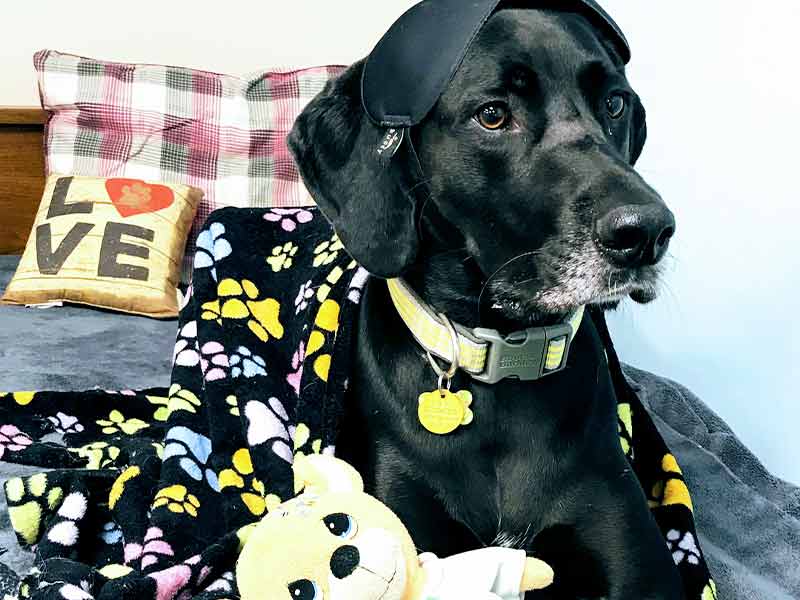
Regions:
[[387, 279, 584, 384]]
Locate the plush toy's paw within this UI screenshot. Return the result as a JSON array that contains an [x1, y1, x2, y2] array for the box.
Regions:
[[520, 557, 554, 592]]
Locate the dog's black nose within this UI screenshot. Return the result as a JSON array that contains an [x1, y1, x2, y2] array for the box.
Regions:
[[330, 545, 360, 579], [595, 204, 675, 268]]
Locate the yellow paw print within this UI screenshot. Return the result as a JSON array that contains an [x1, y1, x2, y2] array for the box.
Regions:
[[313, 235, 345, 268], [314, 260, 357, 302], [99, 564, 134, 580], [304, 299, 341, 382], [166, 384, 201, 417], [226, 395, 240, 417], [146, 393, 170, 422], [109, 466, 141, 510], [649, 454, 693, 512], [97, 410, 149, 435], [201, 279, 284, 343], [0, 391, 36, 406], [292, 424, 323, 455], [617, 403, 633, 458], [266, 242, 298, 272], [70, 442, 120, 469], [219, 448, 280, 516], [5, 473, 64, 545], [152, 442, 165, 460], [152, 485, 201, 517]]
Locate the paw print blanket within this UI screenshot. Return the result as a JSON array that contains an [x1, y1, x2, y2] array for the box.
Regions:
[[0, 207, 714, 600]]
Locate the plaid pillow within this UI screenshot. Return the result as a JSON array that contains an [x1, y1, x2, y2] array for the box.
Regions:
[[34, 50, 344, 276]]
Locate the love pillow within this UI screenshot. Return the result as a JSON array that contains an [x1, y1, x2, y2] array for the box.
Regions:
[[1, 174, 201, 317]]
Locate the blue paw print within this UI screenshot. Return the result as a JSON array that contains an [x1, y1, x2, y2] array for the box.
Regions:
[[230, 346, 267, 378], [163, 426, 219, 490], [194, 222, 233, 281], [100, 521, 122, 544]]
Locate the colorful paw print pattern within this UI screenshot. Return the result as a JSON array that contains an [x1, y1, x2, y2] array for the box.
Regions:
[[0, 208, 714, 599]]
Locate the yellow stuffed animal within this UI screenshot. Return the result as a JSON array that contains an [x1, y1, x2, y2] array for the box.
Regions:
[[236, 454, 553, 600]]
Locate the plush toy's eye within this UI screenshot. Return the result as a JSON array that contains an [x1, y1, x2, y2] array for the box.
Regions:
[[288, 579, 320, 600], [323, 513, 357, 539]]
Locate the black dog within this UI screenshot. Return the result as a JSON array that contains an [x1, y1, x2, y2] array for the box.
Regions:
[[289, 6, 681, 599]]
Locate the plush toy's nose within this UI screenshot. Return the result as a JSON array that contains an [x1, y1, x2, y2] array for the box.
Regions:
[[330, 545, 360, 579]]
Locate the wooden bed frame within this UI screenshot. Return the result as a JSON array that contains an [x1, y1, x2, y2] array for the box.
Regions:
[[0, 107, 46, 255]]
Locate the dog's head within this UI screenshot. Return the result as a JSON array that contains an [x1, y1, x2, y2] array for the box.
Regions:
[[289, 4, 673, 328]]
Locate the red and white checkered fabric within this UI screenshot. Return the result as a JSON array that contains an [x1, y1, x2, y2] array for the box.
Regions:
[[34, 50, 344, 276]]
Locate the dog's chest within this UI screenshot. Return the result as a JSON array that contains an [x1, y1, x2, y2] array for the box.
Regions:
[[421, 381, 598, 543], [345, 284, 621, 552]]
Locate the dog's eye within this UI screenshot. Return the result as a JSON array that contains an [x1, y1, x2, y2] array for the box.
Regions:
[[606, 93, 626, 119], [323, 513, 357, 539], [476, 103, 510, 130], [288, 579, 320, 600]]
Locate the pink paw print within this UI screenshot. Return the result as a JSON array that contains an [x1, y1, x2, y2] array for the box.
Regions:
[[124, 527, 175, 569], [264, 208, 313, 232], [0, 425, 32, 459]]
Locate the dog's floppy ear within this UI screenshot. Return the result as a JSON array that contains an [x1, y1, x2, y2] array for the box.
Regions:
[[629, 96, 647, 165], [287, 61, 420, 278]]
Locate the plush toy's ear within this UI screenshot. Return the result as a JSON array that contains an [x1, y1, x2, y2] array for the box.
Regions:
[[629, 96, 647, 166], [287, 61, 421, 278], [292, 454, 364, 496]]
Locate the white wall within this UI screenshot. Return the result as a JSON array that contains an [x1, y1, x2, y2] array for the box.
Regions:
[[605, 1, 800, 486], [2, 2, 798, 483], [1, 0, 419, 105]]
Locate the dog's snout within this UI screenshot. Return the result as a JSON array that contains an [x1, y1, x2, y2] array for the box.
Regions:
[[330, 545, 360, 579], [595, 204, 675, 268]]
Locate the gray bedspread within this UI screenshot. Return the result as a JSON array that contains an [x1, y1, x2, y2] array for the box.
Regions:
[[627, 367, 800, 599], [1, 256, 798, 599], [0, 256, 176, 391]]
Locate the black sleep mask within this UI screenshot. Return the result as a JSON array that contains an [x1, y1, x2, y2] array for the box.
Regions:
[[362, 0, 630, 128]]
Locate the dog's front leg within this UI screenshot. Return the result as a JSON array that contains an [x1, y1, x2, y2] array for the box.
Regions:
[[569, 470, 685, 600]]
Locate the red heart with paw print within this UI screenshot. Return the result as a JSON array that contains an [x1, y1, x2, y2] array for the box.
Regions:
[[105, 179, 175, 218]]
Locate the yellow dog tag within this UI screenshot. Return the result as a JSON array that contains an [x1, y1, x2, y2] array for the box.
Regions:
[[418, 389, 474, 435]]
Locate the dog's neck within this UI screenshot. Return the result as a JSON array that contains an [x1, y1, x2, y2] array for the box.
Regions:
[[395, 181, 571, 333], [401, 249, 567, 334]]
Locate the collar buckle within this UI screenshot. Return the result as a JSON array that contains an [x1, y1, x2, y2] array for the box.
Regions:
[[471, 323, 574, 384]]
